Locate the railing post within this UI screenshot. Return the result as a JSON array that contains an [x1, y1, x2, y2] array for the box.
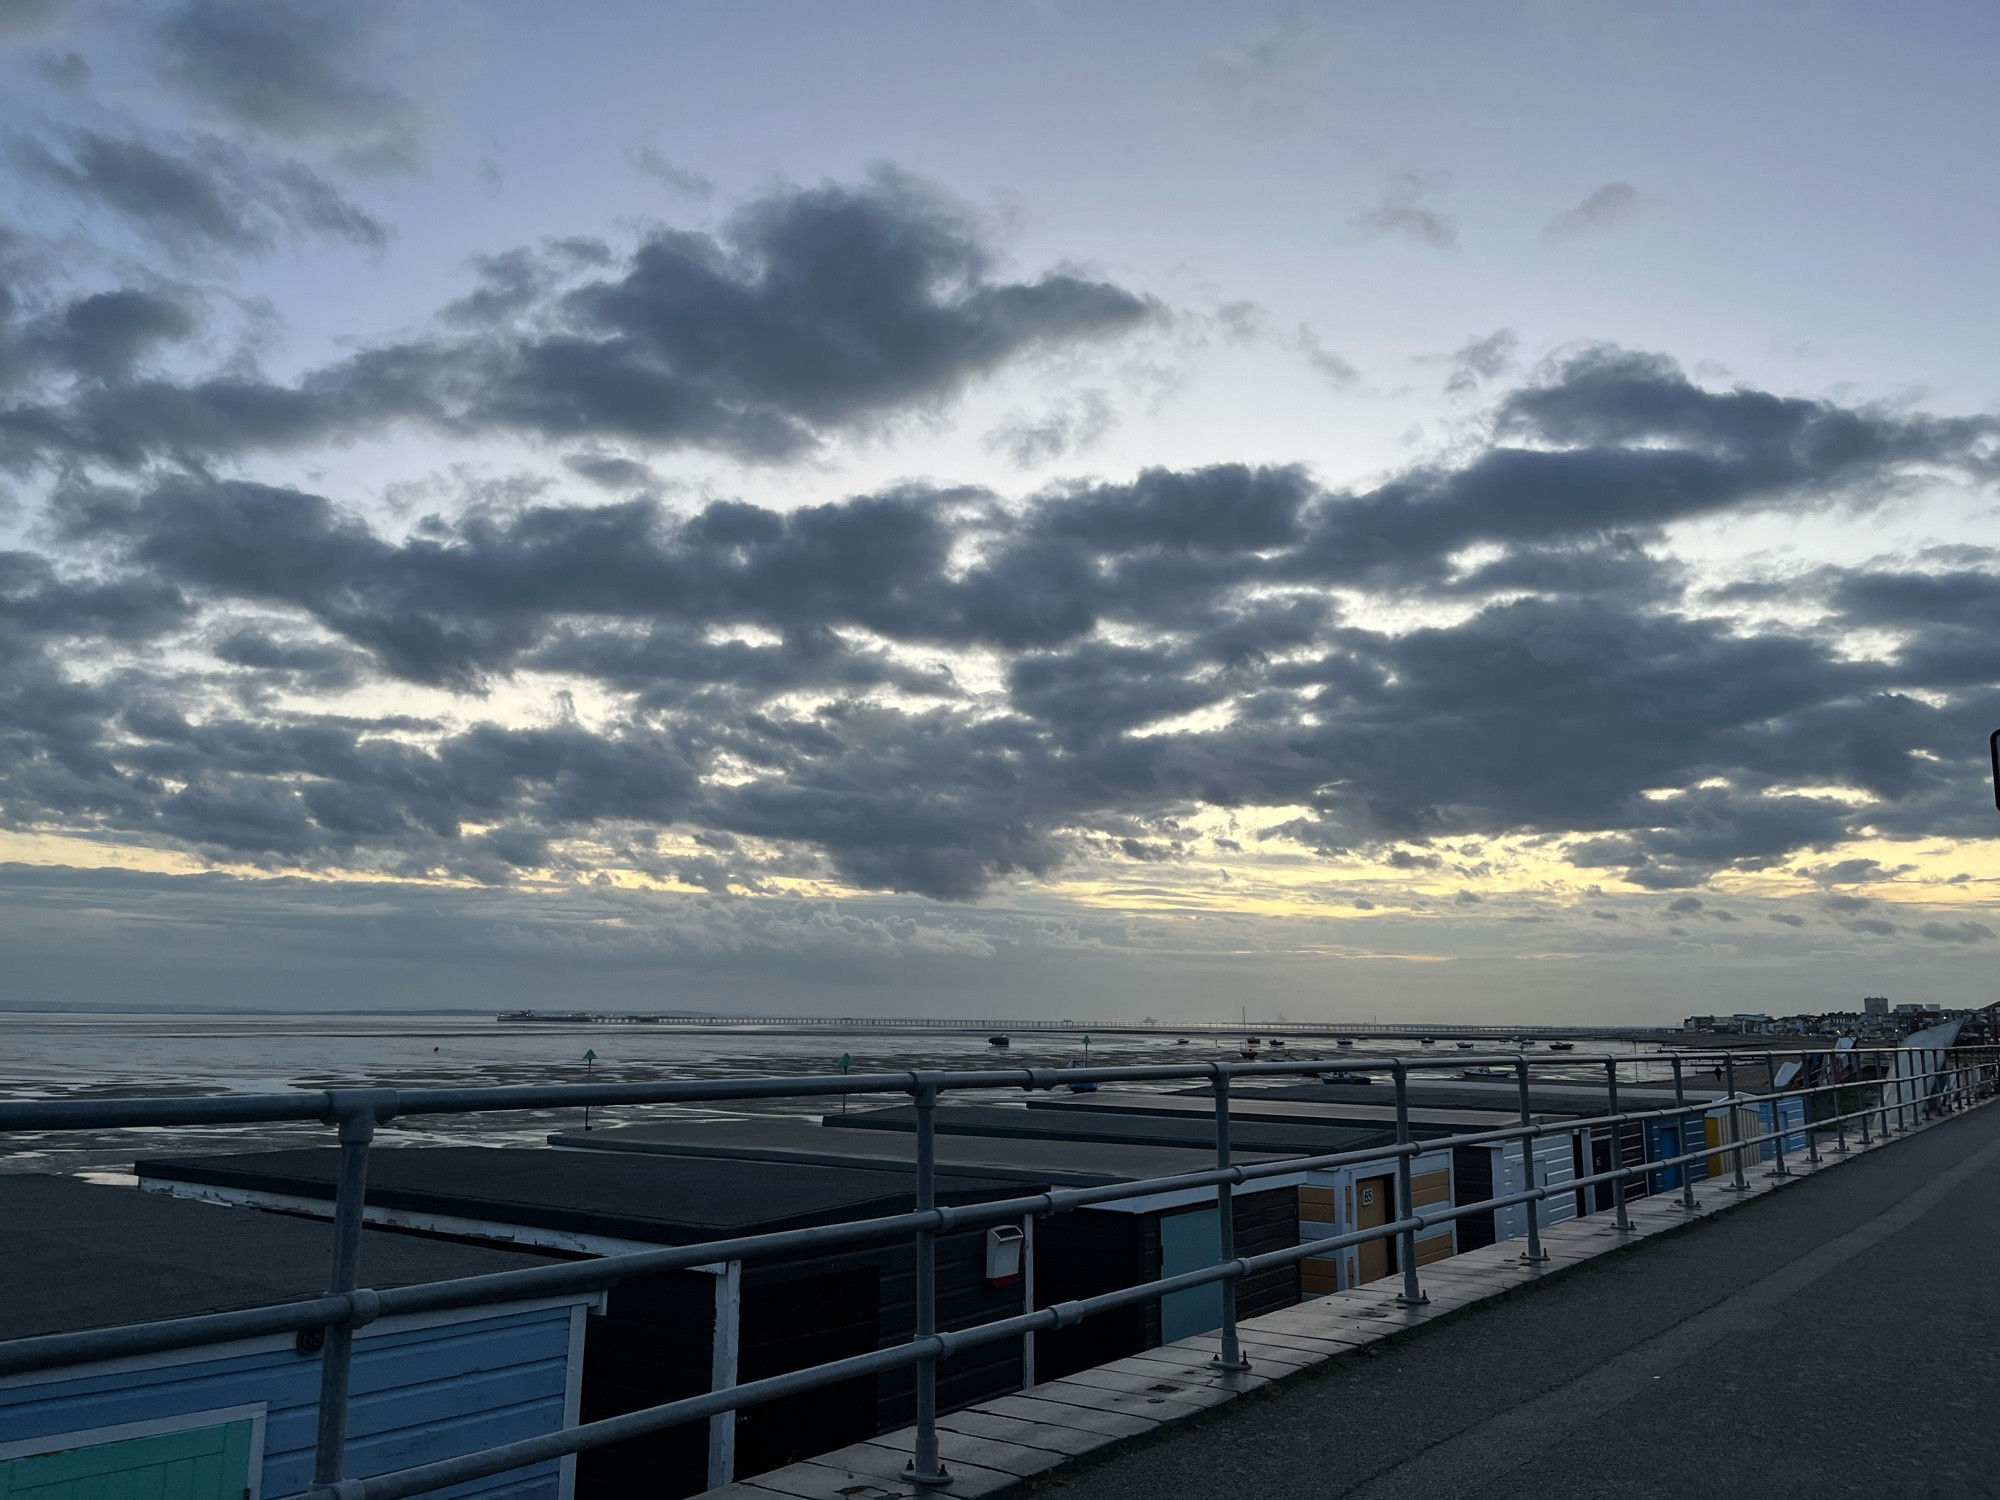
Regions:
[[312, 1102, 379, 1490], [1724, 1054, 1750, 1192], [904, 1080, 950, 1488], [1832, 1052, 1848, 1154], [1516, 1058, 1547, 1263], [1209, 1065, 1251, 1371], [1605, 1060, 1631, 1231], [1766, 1051, 1790, 1177], [1020, 1213, 1036, 1390], [1392, 1062, 1428, 1308], [707, 1260, 741, 1491], [1858, 1049, 1874, 1143], [1803, 1053, 1822, 1164], [1672, 1056, 1698, 1209]]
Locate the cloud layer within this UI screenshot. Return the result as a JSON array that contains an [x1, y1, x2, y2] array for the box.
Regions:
[[6, 313, 1996, 901], [1, 167, 1155, 469]]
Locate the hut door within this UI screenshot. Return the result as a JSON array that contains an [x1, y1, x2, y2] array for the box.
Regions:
[[0, 1416, 258, 1500], [1157, 1207, 1224, 1342], [1354, 1174, 1394, 1284]]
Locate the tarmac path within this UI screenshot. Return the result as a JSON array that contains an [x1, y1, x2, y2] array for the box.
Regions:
[[1036, 1100, 2000, 1499]]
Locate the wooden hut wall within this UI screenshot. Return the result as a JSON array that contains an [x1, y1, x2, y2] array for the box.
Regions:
[[873, 1227, 1027, 1432], [575, 1266, 712, 1500], [576, 1254, 885, 1500], [1451, 1146, 1497, 1250], [1232, 1187, 1301, 1318], [1031, 1210, 1152, 1380]]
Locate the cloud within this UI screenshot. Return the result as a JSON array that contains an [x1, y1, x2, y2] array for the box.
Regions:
[[153, 0, 423, 172], [563, 452, 658, 490], [0, 0, 71, 42], [0, 166, 1155, 469], [632, 148, 714, 200], [1441, 329, 1518, 394], [1296, 326, 1359, 389], [33, 49, 88, 90], [1195, 14, 1326, 137], [1357, 177, 1458, 250], [1546, 182, 1641, 241], [983, 391, 1116, 468], [4, 346, 1997, 901], [11, 128, 387, 257], [37, 290, 197, 379], [1916, 920, 1994, 943]]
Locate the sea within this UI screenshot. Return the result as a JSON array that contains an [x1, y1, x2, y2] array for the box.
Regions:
[[0, 1010, 1668, 1179]]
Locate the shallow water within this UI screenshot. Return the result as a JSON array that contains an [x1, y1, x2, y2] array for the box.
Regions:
[[0, 1011, 1663, 1176]]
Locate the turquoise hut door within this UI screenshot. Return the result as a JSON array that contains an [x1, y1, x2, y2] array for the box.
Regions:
[[0, 1417, 256, 1500], [1158, 1206, 1224, 1343]]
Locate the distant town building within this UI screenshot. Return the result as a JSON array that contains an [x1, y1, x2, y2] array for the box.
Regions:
[[1864, 996, 1889, 1016]]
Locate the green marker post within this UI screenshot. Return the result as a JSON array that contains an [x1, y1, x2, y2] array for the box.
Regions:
[[838, 1052, 853, 1113], [582, 1048, 597, 1131]]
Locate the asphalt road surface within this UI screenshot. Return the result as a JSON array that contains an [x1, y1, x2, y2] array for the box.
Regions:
[[1037, 1101, 2000, 1499]]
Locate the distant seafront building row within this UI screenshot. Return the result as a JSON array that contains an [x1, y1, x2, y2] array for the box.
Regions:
[[1683, 999, 1968, 1040]]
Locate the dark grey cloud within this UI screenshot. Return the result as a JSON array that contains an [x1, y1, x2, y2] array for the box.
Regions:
[[631, 149, 713, 201], [12, 128, 387, 257], [1917, 919, 1994, 943], [39, 290, 197, 379], [983, 391, 1115, 468], [7, 351, 1998, 901], [1195, 14, 1324, 138], [1442, 329, 1518, 394], [1358, 177, 1458, 250], [154, 0, 422, 173], [563, 452, 658, 490], [0, 0, 70, 41], [1547, 182, 1641, 241], [2, 168, 1154, 469], [33, 49, 87, 90]]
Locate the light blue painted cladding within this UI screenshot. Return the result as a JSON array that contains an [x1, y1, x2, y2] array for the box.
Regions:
[[0, 1308, 575, 1500]]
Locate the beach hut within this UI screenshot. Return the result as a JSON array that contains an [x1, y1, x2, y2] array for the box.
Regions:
[[136, 1146, 1029, 1500], [824, 1104, 1346, 1333], [1027, 1090, 1584, 1268], [548, 1117, 1301, 1379], [0, 1174, 591, 1500]]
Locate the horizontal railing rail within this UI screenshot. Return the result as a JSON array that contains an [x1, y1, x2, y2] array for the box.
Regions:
[[0, 1039, 1988, 1500]]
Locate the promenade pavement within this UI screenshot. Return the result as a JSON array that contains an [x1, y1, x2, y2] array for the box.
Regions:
[[1037, 1100, 2000, 1499]]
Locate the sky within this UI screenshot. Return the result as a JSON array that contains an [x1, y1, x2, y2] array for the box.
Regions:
[[0, 0, 1997, 1022]]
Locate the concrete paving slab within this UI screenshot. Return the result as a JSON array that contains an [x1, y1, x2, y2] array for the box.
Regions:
[[1053, 1364, 1241, 1411], [969, 1393, 1160, 1440], [935, 1409, 1114, 1458], [1025, 1377, 1210, 1423], [739, 1460, 919, 1500], [812, 1439, 1018, 1497], [859, 1430, 1064, 1480]]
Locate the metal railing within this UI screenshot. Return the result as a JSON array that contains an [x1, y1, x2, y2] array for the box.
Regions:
[[0, 1041, 1991, 1500]]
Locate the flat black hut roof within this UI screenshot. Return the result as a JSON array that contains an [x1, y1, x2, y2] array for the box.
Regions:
[[137, 1146, 1028, 1244], [1, 1173, 553, 1342], [823, 1102, 1389, 1158], [548, 1117, 1291, 1185], [1024, 1090, 1577, 1139], [1211, 1078, 1723, 1114]]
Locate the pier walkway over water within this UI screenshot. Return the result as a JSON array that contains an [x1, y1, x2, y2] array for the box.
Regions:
[[721, 1092, 2000, 1500]]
